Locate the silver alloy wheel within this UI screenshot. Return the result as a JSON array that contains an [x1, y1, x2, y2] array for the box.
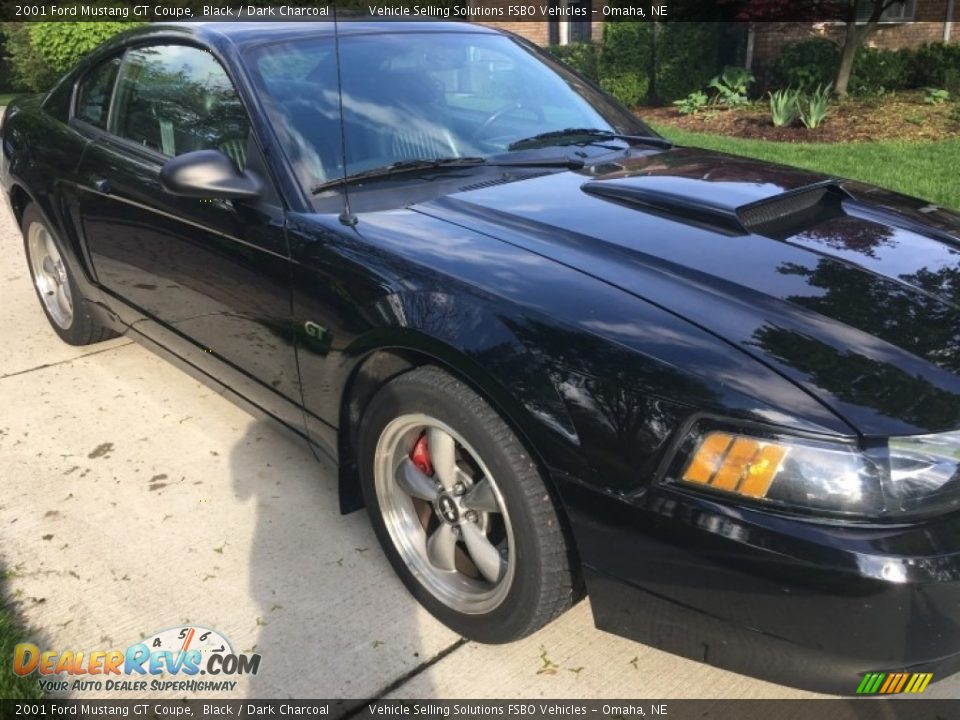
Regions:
[[27, 222, 73, 329], [374, 413, 516, 614]]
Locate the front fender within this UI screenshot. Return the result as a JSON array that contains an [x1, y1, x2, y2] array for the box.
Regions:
[[344, 289, 581, 445]]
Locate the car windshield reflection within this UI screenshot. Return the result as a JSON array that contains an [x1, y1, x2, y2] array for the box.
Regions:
[[246, 31, 655, 192]]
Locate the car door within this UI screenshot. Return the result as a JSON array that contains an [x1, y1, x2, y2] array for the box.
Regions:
[[73, 43, 302, 427]]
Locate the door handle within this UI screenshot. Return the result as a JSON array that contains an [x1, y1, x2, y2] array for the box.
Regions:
[[93, 179, 112, 194]]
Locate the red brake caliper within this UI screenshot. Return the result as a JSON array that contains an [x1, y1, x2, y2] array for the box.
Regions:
[[411, 433, 434, 476]]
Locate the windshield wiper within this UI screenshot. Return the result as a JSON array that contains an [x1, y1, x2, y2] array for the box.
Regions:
[[311, 155, 584, 194], [312, 157, 486, 194], [508, 128, 673, 152]]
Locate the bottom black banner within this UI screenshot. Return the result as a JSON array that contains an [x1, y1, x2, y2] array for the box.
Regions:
[[0, 699, 954, 720]]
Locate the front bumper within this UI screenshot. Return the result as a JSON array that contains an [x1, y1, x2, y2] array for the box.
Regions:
[[557, 475, 960, 694]]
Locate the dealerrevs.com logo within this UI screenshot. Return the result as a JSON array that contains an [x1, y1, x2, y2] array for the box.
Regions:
[[13, 625, 261, 694]]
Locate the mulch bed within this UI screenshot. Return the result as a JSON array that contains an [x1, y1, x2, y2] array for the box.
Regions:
[[639, 91, 960, 143]]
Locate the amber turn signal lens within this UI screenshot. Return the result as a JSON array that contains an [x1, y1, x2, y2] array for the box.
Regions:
[[682, 432, 787, 499]]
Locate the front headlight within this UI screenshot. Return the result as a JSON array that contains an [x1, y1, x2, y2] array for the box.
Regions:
[[668, 423, 960, 518], [880, 431, 960, 515]]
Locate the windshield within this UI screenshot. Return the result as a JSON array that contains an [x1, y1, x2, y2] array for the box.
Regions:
[[246, 31, 655, 190]]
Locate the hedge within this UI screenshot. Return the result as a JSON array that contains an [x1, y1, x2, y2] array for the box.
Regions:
[[772, 38, 960, 95]]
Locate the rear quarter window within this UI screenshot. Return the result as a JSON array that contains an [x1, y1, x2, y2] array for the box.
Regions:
[[76, 56, 121, 128]]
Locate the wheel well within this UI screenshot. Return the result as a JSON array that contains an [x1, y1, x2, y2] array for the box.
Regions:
[[9, 184, 31, 226], [337, 348, 558, 516]]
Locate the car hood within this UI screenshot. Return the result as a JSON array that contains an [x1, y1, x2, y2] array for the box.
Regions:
[[415, 147, 960, 437]]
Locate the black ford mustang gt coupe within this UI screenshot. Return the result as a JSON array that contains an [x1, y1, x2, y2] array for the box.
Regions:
[[4, 21, 960, 694]]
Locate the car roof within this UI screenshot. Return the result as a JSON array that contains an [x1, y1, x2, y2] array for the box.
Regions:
[[145, 20, 500, 49]]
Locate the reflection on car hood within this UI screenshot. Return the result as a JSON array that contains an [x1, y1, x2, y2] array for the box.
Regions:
[[416, 147, 960, 437]]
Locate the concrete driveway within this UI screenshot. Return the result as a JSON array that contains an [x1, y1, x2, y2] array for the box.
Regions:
[[0, 155, 885, 703]]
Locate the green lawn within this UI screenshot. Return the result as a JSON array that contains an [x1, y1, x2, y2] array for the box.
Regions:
[[0, 93, 22, 107], [653, 124, 960, 211], [0, 575, 44, 699]]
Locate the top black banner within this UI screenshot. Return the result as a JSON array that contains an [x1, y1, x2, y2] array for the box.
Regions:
[[1, 0, 952, 24]]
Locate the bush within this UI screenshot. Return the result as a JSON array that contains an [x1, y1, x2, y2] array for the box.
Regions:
[[0, 21, 136, 92], [599, 74, 650, 108], [544, 42, 598, 82], [906, 42, 960, 92], [598, 22, 653, 106], [654, 22, 722, 104], [772, 38, 838, 91], [849, 47, 909, 94], [594, 21, 725, 107]]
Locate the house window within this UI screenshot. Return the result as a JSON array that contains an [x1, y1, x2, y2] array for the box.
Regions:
[[549, 1, 592, 45], [856, 0, 916, 23]]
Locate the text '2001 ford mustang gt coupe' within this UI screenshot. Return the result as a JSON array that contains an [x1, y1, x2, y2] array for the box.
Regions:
[[4, 21, 960, 694]]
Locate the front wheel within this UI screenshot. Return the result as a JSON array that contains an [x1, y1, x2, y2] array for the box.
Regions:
[[359, 366, 577, 643]]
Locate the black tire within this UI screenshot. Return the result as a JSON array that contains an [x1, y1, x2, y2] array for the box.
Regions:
[[21, 204, 116, 346], [358, 365, 577, 643]]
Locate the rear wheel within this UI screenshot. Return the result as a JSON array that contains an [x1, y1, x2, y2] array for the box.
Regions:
[[22, 204, 115, 345], [359, 366, 577, 643]]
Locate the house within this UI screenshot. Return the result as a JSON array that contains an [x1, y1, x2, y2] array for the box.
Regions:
[[472, 0, 957, 68], [750, 0, 959, 68]]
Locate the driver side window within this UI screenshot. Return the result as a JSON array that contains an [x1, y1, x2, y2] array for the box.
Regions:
[[110, 44, 250, 170]]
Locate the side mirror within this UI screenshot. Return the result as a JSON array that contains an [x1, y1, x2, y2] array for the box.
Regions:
[[159, 149, 261, 201]]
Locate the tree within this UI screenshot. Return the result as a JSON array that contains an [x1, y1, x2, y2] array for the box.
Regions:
[[833, 0, 907, 96]]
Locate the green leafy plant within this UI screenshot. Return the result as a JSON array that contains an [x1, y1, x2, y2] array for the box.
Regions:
[[673, 90, 709, 116], [799, 84, 832, 130], [28, 22, 141, 73], [708, 66, 754, 108], [923, 87, 951, 105], [768, 88, 800, 127]]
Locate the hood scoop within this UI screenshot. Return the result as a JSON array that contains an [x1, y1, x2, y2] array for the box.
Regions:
[[582, 178, 850, 240]]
